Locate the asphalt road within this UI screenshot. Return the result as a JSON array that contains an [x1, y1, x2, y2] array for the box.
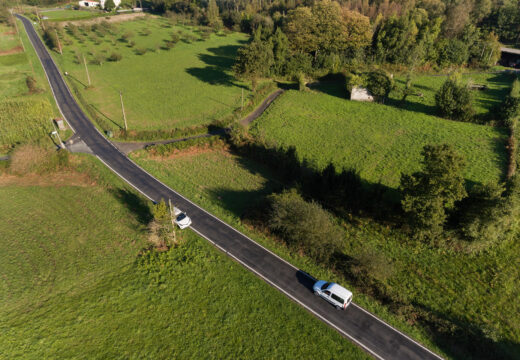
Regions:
[[17, 14, 443, 360]]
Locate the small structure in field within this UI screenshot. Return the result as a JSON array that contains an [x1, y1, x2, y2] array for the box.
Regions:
[[350, 86, 374, 102], [55, 118, 67, 130], [79, 0, 100, 8]]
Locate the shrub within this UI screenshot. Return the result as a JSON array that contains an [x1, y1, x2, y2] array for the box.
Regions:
[[135, 47, 148, 55], [121, 30, 135, 42], [25, 76, 40, 94], [141, 28, 152, 36], [267, 189, 343, 263], [436, 39, 469, 68], [435, 78, 475, 122], [364, 70, 393, 101], [108, 52, 122, 62]]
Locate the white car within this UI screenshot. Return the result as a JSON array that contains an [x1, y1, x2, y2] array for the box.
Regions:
[[313, 280, 353, 310], [174, 209, 192, 229]]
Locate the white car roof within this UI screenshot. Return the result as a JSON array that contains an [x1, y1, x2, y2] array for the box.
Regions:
[[328, 283, 352, 299]]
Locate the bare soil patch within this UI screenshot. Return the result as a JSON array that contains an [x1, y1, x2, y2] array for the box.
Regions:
[[146, 144, 231, 161], [0, 46, 23, 56]]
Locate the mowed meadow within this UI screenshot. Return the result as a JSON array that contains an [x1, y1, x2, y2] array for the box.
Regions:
[[50, 15, 249, 132], [0, 155, 368, 359], [251, 80, 510, 189]]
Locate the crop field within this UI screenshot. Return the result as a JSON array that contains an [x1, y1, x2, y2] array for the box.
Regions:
[[251, 83, 508, 189], [0, 155, 367, 359], [132, 146, 520, 359], [50, 16, 249, 132], [389, 72, 515, 120]]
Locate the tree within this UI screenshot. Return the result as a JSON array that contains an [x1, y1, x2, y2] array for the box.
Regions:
[[435, 77, 474, 121], [364, 70, 393, 102], [436, 38, 469, 67], [400, 144, 467, 241], [104, 0, 116, 11], [284, 6, 317, 54], [268, 189, 343, 263], [373, 15, 419, 64], [206, 0, 222, 29], [233, 37, 273, 90], [271, 28, 289, 75]]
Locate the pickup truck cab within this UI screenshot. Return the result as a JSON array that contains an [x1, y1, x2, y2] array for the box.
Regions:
[[313, 280, 353, 310]]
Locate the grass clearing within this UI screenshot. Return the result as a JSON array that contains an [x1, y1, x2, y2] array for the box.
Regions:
[[132, 145, 520, 359], [42, 9, 103, 22], [251, 83, 508, 189], [0, 19, 61, 152], [0, 23, 21, 53], [0, 154, 368, 359], [389, 72, 515, 120], [50, 15, 249, 132]]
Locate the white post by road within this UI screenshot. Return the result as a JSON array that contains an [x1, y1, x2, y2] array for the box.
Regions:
[[51, 119, 65, 149], [120, 90, 127, 130]]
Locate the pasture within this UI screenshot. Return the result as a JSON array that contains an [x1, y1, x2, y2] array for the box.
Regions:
[[42, 9, 103, 22], [132, 145, 520, 359], [251, 83, 508, 189], [50, 16, 249, 132], [0, 155, 367, 359]]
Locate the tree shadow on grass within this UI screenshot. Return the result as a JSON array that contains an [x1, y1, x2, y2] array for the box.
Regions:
[[185, 45, 247, 89], [410, 302, 520, 360], [110, 188, 153, 225]]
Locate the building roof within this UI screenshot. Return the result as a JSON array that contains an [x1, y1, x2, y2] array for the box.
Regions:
[[501, 47, 520, 55]]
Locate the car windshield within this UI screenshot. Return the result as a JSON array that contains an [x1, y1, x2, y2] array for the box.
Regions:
[[321, 282, 330, 291], [176, 213, 186, 221]]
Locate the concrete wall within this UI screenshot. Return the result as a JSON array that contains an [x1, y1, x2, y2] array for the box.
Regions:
[[350, 86, 374, 102]]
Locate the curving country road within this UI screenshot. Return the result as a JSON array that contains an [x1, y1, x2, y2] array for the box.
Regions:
[[17, 14, 443, 360]]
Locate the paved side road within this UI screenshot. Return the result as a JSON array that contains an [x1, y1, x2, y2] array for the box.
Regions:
[[17, 14, 443, 360]]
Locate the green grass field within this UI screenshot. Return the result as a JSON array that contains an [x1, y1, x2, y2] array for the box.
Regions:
[[131, 146, 520, 359], [0, 155, 368, 359], [389, 72, 515, 120], [0, 24, 21, 52], [0, 20, 60, 153], [50, 16, 249, 132], [251, 83, 508, 189], [42, 9, 103, 21]]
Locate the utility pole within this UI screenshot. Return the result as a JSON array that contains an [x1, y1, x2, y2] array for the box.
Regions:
[[51, 119, 65, 149], [82, 54, 91, 86], [169, 199, 176, 244], [55, 29, 62, 55], [120, 90, 127, 130]]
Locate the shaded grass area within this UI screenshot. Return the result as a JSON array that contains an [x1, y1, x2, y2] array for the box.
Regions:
[[0, 155, 368, 359], [51, 16, 249, 131], [251, 84, 508, 189], [132, 146, 520, 359]]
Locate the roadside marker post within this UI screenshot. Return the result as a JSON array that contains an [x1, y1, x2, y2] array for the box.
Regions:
[[51, 119, 65, 149], [120, 90, 128, 131]]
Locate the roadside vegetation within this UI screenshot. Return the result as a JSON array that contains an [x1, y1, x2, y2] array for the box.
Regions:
[[0, 13, 62, 155], [0, 149, 368, 359]]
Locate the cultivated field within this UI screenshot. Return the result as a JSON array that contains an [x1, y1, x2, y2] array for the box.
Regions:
[[49, 16, 249, 132], [251, 82, 508, 189], [132, 145, 520, 359], [0, 155, 368, 359]]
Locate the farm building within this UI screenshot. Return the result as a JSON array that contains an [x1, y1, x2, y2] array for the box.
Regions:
[[500, 47, 520, 68], [78, 0, 121, 9]]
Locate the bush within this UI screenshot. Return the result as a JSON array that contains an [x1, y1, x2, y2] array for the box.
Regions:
[[135, 47, 148, 55], [25, 76, 40, 94], [108, 52, 122, 62], [435, 78, 475, 122], [267, 189, 343, 263], [121, 30, 135, 42], [284, 53, 313, 77], [364, 70, 393, 101]]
